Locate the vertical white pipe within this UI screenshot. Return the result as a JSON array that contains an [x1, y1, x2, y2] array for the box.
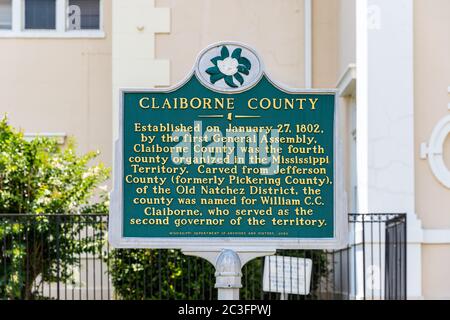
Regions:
[[356, 0, 369, 214], [304, 0, 312, 88], [355, 0, 369, 300]]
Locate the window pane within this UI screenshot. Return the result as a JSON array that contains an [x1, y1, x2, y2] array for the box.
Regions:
[[68, 0, 100, 30], [0, 0, 12, 30], [25, 0, 56, 30]]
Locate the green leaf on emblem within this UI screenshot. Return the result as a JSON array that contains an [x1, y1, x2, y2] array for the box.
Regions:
[[221, 46, 230, 59], [232, 48, 242, 59], [234, 73, 244, 85], [239, 57, 251, 70], [210, 57, 221, 66], [205, 66, 220, 75], [210, 73, 225, 84], [238, 66, 249, 75], [225, 76, 238, 88]]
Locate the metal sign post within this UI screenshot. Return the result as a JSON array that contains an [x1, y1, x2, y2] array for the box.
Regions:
[[109, 42, 346, 300], [183, 250, 275, 300]]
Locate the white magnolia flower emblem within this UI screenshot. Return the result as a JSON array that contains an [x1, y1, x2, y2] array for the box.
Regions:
[[205, 46, 252, 88], [217, 57, 239, 76]]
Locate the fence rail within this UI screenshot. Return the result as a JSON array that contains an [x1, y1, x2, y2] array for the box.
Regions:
[[0, 213, 406, 300]]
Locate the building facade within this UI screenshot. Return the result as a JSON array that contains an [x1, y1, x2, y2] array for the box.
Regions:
[[0, 0, 449, 299]]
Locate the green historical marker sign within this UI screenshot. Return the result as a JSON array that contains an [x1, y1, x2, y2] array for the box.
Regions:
[[110, 42, 346, 250]]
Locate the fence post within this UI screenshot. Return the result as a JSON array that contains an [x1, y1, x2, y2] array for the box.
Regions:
[[56, 215, 61, 300]]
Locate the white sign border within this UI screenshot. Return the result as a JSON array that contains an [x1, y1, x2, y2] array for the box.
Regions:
[[109, 42, 347, 251]]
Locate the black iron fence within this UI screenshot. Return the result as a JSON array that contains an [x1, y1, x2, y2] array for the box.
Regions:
[[0, 213, 406, 300]]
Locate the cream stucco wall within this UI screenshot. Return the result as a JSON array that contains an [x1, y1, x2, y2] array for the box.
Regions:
[[338, 0, 356, 76], [0, 2, 113, 167], [415, 0, 450, 229], [414, 0, 450, 300], [155, 0, 307, 88], [422, 244, 450, 299], [336, 0, 356, 212], [156, 0, 344, 89], [312, 0, 339, 88], [112, 0, 170, 145]]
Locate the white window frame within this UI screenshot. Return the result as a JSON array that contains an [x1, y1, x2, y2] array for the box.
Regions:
[[0, 0, 104, 38]]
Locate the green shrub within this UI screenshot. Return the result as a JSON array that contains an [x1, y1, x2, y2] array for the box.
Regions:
[[108, 248, 329, 300], [0, 116, 109, 299], [108, 249, 216, 300]]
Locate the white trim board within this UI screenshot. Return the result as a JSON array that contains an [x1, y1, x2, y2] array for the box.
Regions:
[[24, 132, 67, 145], [336, 64, 356, 97], [0, 30, 105, 38], [423, 229, 450, 244]]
